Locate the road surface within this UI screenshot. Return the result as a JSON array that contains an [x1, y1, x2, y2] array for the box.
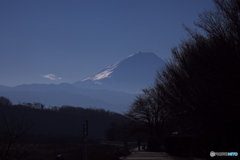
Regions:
[[123, 151, 173, 160]]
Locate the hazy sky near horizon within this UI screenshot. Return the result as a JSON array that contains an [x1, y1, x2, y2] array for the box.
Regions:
[[0, 0, 214, 86]]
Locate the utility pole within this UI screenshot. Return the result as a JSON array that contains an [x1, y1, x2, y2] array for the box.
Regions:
[[83, 120, 88, 160]]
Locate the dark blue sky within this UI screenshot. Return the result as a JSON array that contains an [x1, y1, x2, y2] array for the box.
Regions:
[[0, 0, 214, 86]]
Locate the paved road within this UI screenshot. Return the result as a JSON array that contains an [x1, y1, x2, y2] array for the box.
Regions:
[[123, 151, 173, 160]]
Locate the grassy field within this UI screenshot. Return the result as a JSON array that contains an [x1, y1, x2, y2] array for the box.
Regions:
[[2, 143, 129, 160]]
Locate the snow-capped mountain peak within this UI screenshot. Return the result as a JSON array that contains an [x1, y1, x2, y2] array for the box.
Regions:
[[81, 53, 140, 82], [74, 52, 166, 93]]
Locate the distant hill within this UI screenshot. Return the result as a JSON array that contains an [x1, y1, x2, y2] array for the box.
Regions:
[[0, 104, 128, 142], [0, 83, 135, 113]]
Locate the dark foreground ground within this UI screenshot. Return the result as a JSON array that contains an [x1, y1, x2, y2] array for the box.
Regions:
[[1, 143, 211, 160], [123, 151, 173, 160], [1, 143, 129, 160], [123, 150, 207, 160]]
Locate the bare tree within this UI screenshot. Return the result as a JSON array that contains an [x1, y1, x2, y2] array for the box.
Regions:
[[126, 87, 172, 151], [0, 114, 32, 160]]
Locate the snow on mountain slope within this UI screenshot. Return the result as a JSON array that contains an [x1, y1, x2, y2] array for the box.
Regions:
[[81, 62, 120, 82], [74, 52, 166, 93]]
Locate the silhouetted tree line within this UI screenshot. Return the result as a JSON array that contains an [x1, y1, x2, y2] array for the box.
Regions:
[[0, 96, 128, 144], [126, 0, 240, 156], [0, 96, 129, 160]]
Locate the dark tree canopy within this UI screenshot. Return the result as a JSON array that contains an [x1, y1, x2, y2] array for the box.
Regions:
[[126, 0, 240, 153], [157, 0, 240, 133], [0, 96, 12, 106]]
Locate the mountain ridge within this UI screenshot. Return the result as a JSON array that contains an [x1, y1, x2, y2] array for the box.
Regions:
[[0, 52, 166, 112], [0, 83, 135, 113]]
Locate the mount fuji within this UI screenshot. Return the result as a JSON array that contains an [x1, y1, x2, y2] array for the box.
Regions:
[[73, 52, 166, 93], [0, 52, 166, 112]]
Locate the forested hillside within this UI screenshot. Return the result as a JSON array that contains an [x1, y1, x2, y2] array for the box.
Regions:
[[0, 97, 128, 143]]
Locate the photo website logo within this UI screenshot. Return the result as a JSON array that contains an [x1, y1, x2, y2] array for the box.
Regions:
[[210, 151, 238, 157]]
